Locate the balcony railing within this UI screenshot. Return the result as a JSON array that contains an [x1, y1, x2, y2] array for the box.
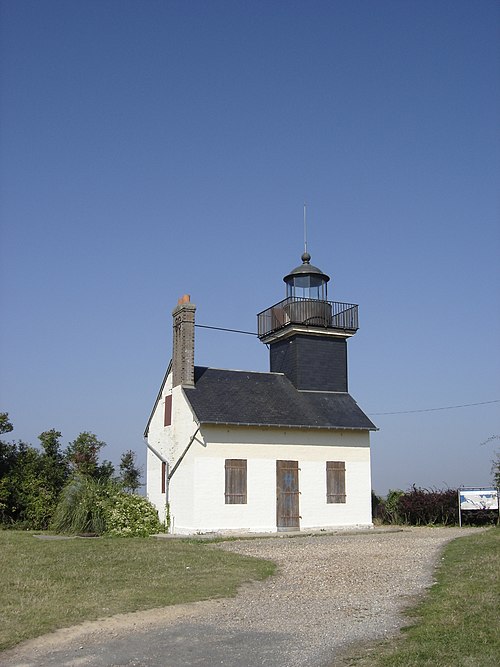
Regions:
[[257, 296, 359, 339]]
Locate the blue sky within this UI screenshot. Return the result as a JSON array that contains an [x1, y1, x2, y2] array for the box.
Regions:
[[1, 0, 499, 495]]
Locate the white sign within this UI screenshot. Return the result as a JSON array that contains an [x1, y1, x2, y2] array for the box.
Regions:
[[459, 488, 498, 511]]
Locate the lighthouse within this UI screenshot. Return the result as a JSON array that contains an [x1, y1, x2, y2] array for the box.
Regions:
[[257, 252, 359, 392]]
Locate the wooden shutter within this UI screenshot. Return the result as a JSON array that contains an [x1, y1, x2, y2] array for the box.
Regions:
[[164, 394, 172, 427], [225, 459, 247, 504], [161, 461, 166, 494], [326, 461, 346, 503]]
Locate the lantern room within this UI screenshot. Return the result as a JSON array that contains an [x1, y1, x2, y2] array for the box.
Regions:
[[283, 252, 330, 301]]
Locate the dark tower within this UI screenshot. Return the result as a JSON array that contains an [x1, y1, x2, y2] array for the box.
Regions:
[[257, 253, 359, 392]]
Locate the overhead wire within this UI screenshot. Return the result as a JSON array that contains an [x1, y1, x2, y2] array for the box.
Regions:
[[369, 400, 500, 416], [195, 323, 499, 416], [195, 324, 258, 336]]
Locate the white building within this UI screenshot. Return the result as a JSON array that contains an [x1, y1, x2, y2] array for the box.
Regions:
[[145, 253, 376, 534]]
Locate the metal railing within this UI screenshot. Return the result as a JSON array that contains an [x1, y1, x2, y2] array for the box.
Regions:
[[257, 296, 358, 339]]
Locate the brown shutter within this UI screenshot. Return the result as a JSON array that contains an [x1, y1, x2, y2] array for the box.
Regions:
[[326, 461, 346, 503], [164, 394, 172, 427], [161, 461, 166, 494], [225, 459, 247, 504]]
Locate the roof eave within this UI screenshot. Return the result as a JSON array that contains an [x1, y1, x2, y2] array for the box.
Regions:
[[197, 420, 377, 431]]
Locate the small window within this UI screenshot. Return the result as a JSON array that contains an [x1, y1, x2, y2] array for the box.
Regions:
[[164, 394, 172, 427], [225, 459, 247, 504], [161, 461, 166, 494], [326, 461, 346, 503]]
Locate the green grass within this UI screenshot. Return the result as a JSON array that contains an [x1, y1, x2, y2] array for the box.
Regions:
[[0, 531, 276, 651], [334, 526, 500, 667]]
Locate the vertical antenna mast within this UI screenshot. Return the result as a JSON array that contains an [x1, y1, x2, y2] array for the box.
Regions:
[[303, 202, 308, 255]]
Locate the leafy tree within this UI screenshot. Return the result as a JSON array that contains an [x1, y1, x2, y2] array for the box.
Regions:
[[5, 441, 45, 526], [1, 415, 145, 531], [0, 414, 17, 480], [0, 414, 30, 524], [98, 459, 116, 481], [492, 451, 500, 488], [65, 432, 110, 478], [119, 449, 142, 492], [0, 413, 16, 503], [0, 412, 13, 435]]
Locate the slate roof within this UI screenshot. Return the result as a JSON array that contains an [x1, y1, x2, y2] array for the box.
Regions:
[[183, 367, 376, 431]]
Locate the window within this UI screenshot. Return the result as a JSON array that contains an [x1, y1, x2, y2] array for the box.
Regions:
[[225, 459, 247, 504], [161, 461, 166, 494], [164, 394, 172, 427], [326, 461, 346, 503]]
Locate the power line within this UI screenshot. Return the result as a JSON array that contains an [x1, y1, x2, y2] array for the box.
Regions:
[[195, 324, 258, 336], [195, 324, 499, 416], [369, 399, 500, 416]]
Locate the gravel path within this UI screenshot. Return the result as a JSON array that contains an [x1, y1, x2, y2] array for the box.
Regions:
[[1, 527, 482, 667]]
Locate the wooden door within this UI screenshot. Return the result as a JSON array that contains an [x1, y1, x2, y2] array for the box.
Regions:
[[276, 460, 300, 531]]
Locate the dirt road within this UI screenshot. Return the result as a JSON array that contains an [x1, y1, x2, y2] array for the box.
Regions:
[[0, 527, 480, 667]]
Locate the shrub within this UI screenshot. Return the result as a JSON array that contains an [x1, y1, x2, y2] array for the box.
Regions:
[[371, 490, 383, 521], [51, 474, 163, 537], [398, 485, 458, 525], [379, 489, 405, 524], [106, 493, 163, 537], [379, 486, 498, 526]]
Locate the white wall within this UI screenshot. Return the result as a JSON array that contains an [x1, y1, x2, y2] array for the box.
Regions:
[[146, 372, 200, 525], [168, 422, 372, 534], [146, 447, 166, 522]]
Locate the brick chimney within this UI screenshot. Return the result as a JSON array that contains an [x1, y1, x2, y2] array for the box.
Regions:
[[172, 295, 196, 388]]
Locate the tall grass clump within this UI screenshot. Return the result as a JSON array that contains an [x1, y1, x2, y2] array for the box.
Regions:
[[50, 474, 112, 534]]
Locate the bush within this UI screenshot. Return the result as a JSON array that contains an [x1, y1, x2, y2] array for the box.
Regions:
[[106, 493, 163, 537], [378, 486, 459, 526], [398, 485, 458, 525], [379, 489, 405, 524], [51, 474, 163, 537]]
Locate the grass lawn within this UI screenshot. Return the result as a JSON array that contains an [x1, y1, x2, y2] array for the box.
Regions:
[[0, 531, 276, 651], [335, 526, 500, 667]]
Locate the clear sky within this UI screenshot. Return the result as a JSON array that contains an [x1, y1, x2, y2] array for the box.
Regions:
[[1, 0, 499, 495]]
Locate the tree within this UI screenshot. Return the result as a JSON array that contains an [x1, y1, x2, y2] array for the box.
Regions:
[[492, 451, 500, 488], [97, 459, 115, 481], [0, 413, 23, 524], [0, 412, 13, 435], [119, 449, 142, 493], [1, 417, 139, 529], [37, 429, 70, 515], [65, 432, 111, 478]]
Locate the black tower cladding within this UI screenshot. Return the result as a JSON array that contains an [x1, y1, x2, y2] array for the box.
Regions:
[[257, 253, 359, 392]]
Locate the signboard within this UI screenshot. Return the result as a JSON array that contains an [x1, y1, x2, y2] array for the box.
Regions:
[[458, 487, 499, 526], [459, 489, 498, 511]]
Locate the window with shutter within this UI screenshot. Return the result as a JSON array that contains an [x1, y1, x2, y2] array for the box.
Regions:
[[326, 461, 346, 503], [225, 459, 247, 504], [164, 394, 172, 427]]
